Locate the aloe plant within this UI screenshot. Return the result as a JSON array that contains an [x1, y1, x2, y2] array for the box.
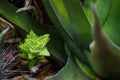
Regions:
[[1, 0, 120, 80], [43, 0, 120, 80], [19, 30, 50, 67]]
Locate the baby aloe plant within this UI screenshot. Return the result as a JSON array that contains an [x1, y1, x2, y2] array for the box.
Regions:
[[19, 30, 50, 68]]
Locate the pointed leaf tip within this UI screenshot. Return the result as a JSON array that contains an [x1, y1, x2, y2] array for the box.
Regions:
[[88, 2, 120, 78]]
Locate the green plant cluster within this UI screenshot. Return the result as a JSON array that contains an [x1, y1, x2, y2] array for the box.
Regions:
[[1, 0, 120, 80], [19, 30, 50, 67]]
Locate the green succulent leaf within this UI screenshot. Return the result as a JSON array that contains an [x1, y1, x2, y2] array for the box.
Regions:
[[84, 0, 111, 26], [74, 56, 96, 79], [95, 0, 111, 25], [43, 0, 88, 63], [19, 30, 50, 60], [43, 0, 96, 63], [83, 0, 97, 7], [87, 3, 120, 79], [26, 30, 37, 39], [19, 30, 51, 68], [38, 48, 50, 56], [49, 0, 92, 49], [103, 0, 120, 46], [45, 55, 93, 80]]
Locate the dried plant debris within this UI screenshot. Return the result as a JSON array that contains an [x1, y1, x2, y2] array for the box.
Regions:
[[0, 44, 28, 79]]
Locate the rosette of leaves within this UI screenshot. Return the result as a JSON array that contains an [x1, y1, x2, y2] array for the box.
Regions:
[[19, 30, 50, 68], [43, 0, 120, 80]]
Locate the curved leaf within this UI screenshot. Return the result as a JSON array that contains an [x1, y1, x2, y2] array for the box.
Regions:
[[74, 56, 96, 79], [103, 0, 120, 46], [43, 0, 88, 63], [95, 0, 112, 25], [49, 0, 92, 49], [45, 55, 93, 80], [88, 3, 120, 79]]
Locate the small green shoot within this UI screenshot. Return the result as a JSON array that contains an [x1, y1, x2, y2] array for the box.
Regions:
[[19, 30, 50, 68]]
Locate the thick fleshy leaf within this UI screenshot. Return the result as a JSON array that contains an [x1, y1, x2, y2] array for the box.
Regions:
[[49, 0, 92, 49], [103, 0, 120, 46], [84, 0, 111, 26], [19, 31, 50, 60], [84, 0, 97, 7], [45, 55, 93, 80], [0, 0, 67, 64], [43, 0, 88, 63], [95, 0, 111, 25], [38, 48, 50, 56], [74, 56, 96, 79], [87, 3, 120, 79]]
